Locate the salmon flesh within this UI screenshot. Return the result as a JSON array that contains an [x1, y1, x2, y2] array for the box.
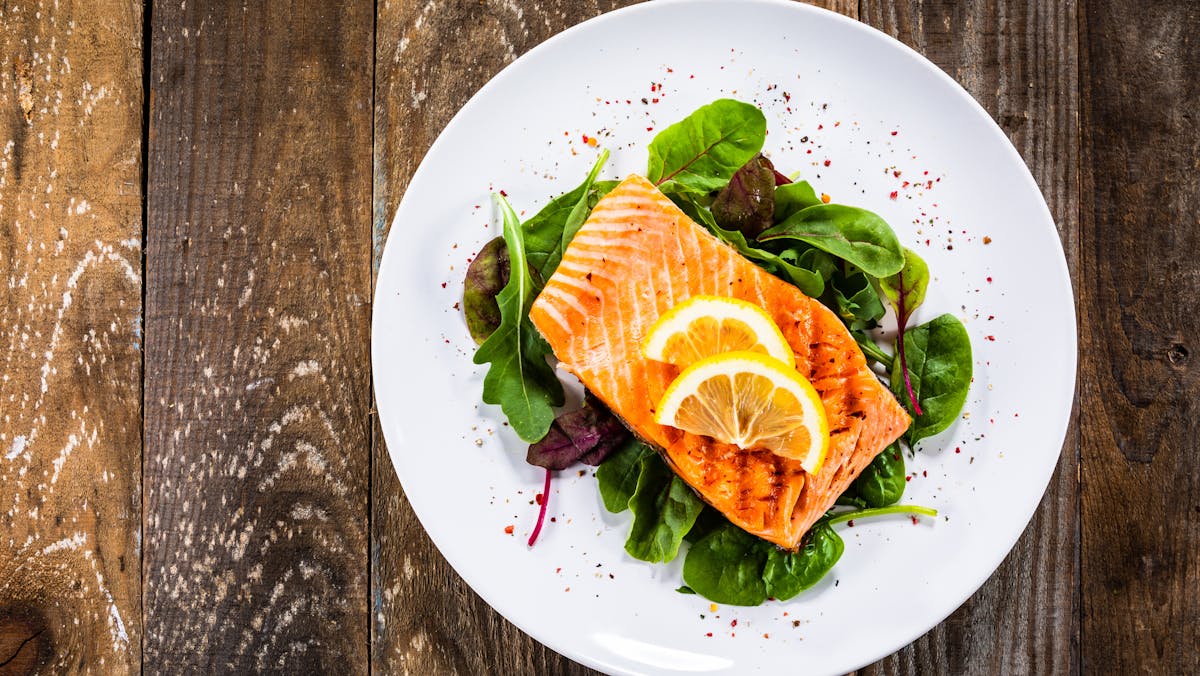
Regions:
[[529, 175, 910, 550]]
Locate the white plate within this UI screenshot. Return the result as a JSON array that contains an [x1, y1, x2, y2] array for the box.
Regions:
[[372, 1, 1076, 674]]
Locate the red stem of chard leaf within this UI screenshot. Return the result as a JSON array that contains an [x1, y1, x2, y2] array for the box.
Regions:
[[895, 270, 923, 416], [528, 468, 552, 547]]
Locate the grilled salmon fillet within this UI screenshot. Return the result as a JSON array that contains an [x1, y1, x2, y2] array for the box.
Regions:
[[529, 174, 910, 550]]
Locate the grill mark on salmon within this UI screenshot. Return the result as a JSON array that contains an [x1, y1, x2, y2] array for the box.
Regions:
[[529, 175, 910, 550]]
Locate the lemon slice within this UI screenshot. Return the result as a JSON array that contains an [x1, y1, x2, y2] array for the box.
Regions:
[[642, 296, 795, 369], [654, 351, 829, 473]]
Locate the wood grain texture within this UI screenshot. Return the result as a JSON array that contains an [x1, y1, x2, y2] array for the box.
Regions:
[[370, 1, 852, 674], [856, 1, 1081, 673], [142, 0, 373, 672], [1078, 0, 1200, 672], [0, 1, 143, 673]]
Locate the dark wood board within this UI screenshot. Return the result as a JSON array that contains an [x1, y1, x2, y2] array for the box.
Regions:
[[853, 2, 1082, 674], [142, 0, 374, 672], [0, 1, 144, 674], [1078, 0, 1200, 673]]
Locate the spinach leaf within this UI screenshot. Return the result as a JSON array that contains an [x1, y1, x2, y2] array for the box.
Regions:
[[668, 188, 825, 297], [526, 393, 629, 470], [773, 180, 822, 222], [851, 443, 906, 507], [880, 248, 931, 413], [759, 204, 905, 277], [523, 150, 610, 279], [851, 329, 895, 368], [472, 196, 565, 442], [762, 523, 844, 601], [625, 454, 706, 563], [828, 270, 886, 331], [890, 314, 973, 443], [595, 437, 653, 513], [711, 154, 776, 238], [462, 236, 508, 345], [681, 523, 770, 606], [683, 507, 727, 544], [647, 99, 767, 193]]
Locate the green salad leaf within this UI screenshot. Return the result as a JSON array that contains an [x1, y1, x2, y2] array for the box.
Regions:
[[759, 204, 905, 277], [773, 180, 822, 221], [681, 523, 771, 606], [681, 519, 845, 605], [762, 523, 844, 601], [828, 270, 886, 331], [523, 150, 610, 279], [891, 314, 973, 443], [647, 99, 767, 193], [472, 196, 565, 442], [625, 453, 706, 563], [595, 438, 654, 513], [851, 443, 906, 507]]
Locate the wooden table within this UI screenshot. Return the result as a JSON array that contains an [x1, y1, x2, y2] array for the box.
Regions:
[[1, 0, 1196, 673]]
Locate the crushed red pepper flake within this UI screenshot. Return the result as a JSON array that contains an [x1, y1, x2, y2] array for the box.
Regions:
[[890, 191, 899, 200], [503, 525, 514, 535], [983, 236, 993, 244]]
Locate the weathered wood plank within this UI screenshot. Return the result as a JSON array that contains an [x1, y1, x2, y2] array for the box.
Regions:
[[856, 1, 1081, 673], [0, 1, 143, 673], [143, 0, 374, 672], [1078, 1, 1199, 672], [370, 1, 854, 674]]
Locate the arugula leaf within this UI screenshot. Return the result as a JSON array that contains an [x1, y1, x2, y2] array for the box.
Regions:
[[472, 196, 565, 442], [523, 150, 610, 279], [880, 248, 931, 413], [711, 154, 776, 238], [759, 204, 905, 277], [595, 438, 653, 513], [890, 314, 973, 443], [647, 99, 766, 193], [851, 443, 906, 507], [828, 270, 886, 331], [762, 523, 844, 601], [681, 523, 770, 606], [526, 393, 629, 470], [773, 180, 822, 222], [462, 236, 509, 345], [667, 188, 825, 297], [625, 454, 706, 563]]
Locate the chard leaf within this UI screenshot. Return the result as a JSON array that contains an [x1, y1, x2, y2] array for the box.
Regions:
[[879, 247, 930, 322], [647, 99, 766, 193], [462, 236, 509, 344], [773, 181, 822, 222], [711, 154, 776, 238], [890, 314, 973, 443], [880, 248, 931, 413], [526, 393, 629, 470], [595, 438, 653, 513], [760, 204, 905, 277], [851, 442, 906, 507], [762, 523, 844, 600], [625, 453, 706, 563], [523, 150, 610, 279], [472, 196, 565, 442]]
